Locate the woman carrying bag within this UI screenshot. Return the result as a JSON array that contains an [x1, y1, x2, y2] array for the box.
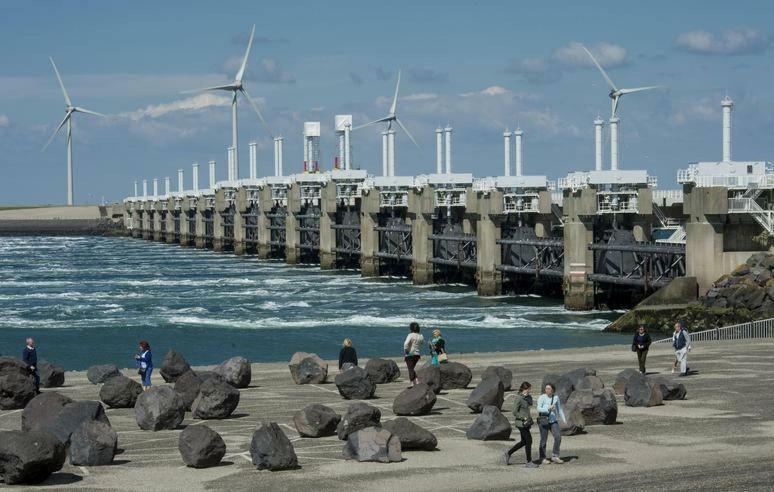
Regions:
[[502, 381, 537, 468], [429, 329, 447, 365], [537, 382, 566, 464]]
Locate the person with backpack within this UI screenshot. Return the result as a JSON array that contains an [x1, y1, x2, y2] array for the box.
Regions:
[[502, 381, 537, 468], [537, 382, 566, 464], [632, 325, 652, 374]]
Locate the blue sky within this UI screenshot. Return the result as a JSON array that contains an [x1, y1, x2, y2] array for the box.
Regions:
[[2, 0, 774, 204]]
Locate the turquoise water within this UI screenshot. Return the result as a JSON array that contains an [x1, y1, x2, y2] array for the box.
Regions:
[[0, 236, 626, 370]]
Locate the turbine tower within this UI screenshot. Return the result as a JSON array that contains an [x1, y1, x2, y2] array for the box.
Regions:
[[183, 25, 273, 180], [42, 58, 105, 206], [353, 69, 419, 176]]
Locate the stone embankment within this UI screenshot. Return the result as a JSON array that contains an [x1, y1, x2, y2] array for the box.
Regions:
[[0, 205, 124, 236]]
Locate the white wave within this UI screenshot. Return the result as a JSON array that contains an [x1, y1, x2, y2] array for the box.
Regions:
[[258, 300, 311, 311]]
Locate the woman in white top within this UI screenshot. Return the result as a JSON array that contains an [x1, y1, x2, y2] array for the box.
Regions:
[[403, 322, 424, 387]]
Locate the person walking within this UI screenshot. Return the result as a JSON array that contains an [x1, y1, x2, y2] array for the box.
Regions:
[[338, 338, 358, 371], [134, 341, 153, 390], [22, 338, 40, 394], [403, 322, 424, 387], [672, 322, 690, 376], [632, 325, 652, 374], [537, 382, 566, 464], [429, 329, 447, 365], [502, 382, 537, 468]]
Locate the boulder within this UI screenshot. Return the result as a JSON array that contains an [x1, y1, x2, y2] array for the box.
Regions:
[[178, 425, 226, 468], [562, 367, 597, 388], [334, 366, 376, 400], [0, 356, 28, 376], [192, 378, 240, 420], [174, 370, 203, 410], [481, 366, 513, 391], [159, 350, 191, 383], [624, 373, 663, 407], [21, 392, 73, 432], [42, 400, 111, 445], [466, 405, 512, 440], [134, 386, 186, 431], [250, 423, 299, 471], [576, 375, 605, 392], [393, 383, 436, 416], [382, 417, 437, 451], [342, 427, 402, 463], [38, 360, 65, 388], [466, 377, 505, 413], [565, 389, 618, 425], [0, 370, 36, 410], [293, 404, 341, 438], [647, 375, 687, 400], [214, 356, 251, 388], [0, 430, 66, 485], [99, 375, 143, 408], [336, 402, 381, 440], [288, 352, 328, 384], [439, 361, 473, 390], [613, 368, 641, 395], [69, 421, 118, 466], [197, 371, 226, 384], [541, 373, 574, 403], [86, 364, 121, 385], [416, 364, 442, 394], [365, 358, 401, 384], [560, 409, 586, 436]]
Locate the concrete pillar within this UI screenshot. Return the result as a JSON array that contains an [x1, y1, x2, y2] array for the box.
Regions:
[[388, 130, 396, 177], [142, 210, 151, 240], [213, 189, 226, 252], [444, 126, 452, 174], [410, 185, 435, 285], [131, 209, 142, 238], [152, 203, 162, 241], [685, 186, 728, 295], [503, 130, 511, 177], [179, 203, 190, 247], [475, 190, 503, 296], [233, 188, 248, 256], [319, 183, 336, 269], [257, 186, 273, 258], [194, 206, 206, 249], [285, 183, 300, 264], [562, 188, 597, 310], [360, 189, 380, 277], [165, 198, 176, 243]]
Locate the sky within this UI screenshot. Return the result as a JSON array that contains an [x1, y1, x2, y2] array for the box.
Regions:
[[2, 0, 774, 204]]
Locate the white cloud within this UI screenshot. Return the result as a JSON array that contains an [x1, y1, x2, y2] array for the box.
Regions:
[[670, 99, 717, 125], [675, 27, 768, 55], [553, 41, 627, 67], [479, 86, 510, 96], [0, 115, 9, 127], [402, 93, 439, 101], [119, 93, 231, 121]]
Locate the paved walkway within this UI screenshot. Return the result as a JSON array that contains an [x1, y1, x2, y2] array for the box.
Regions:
[[2, 340, 773, 491]]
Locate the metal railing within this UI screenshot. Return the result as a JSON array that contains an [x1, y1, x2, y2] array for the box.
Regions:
[[678, 172, 774, 189], [652, 189, 684, 206], [653, 318, 774, 344]]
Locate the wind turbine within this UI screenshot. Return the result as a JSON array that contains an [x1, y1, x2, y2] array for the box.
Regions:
[[183, 25, 273, 181], [354, 69, 419, 176], [42, 58, 105, 206], [581, 44, 660, 117]]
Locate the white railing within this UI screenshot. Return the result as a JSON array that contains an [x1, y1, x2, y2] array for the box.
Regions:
[[551, 191, 563, 206], [652, 189, 684, 206], [380, 190, 409, 208], [653, 318, 774, 344], [472, 177, 497, 194], [647, 176, 658, 188], [434, 189, 467, 208], [680, 173, 774, 189], [728, 198, 774, 234], [503, 195, 540, 213]]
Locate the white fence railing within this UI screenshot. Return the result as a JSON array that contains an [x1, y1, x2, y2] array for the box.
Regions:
[[653, 318, 774, 344]]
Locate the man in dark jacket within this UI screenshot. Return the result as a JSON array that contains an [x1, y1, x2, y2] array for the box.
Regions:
[[632, 325, 653, 374], [22, 338, 40, 393]]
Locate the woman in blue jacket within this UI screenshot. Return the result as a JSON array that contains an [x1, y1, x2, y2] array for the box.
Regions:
[[134, 341, 153, 390], [537, 382, 566, 464]]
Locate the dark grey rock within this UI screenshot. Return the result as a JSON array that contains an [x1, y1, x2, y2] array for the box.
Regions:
[[416, 364, 442, 394], [0, 356, 28, 376], [334, 366, 376, 400], [613, 368, 641, 395], [214, 356, 251, 388], [21, 392, 73, 432], [647, 375, 687, 401], [365, 358, 401, 384], [466, 377, 504, 413], [42, 400, 110, 445], [250, 423, 299, 471], [466, 405, 511, 440], [382, 417, 437, 451], [174, 370, 203, 411], [562, 367, 597, 388], [178, 425, 226, 468], [288, 352, 328, 384], [336, 402, 381, 440], [197, 371, 226, 384], [439, 361, 472, 389], [624, 373, 663, 407], [481, 366, 513, 391], [69, 421, 117, 466], [86, 364, 121, 385], [0, 369, 36, 410], [560, 409, 586, 436], [576, 375, 605, 392], [293, 404, 341, 438], [192, 378, 240, 420], [565, 388, 618, 425], [541, 373, 575, 403], [0, 430, 66, 485], [134, 386, 186, 431], [38, 360, 65, 388], [159, 350, 191, 383], [342, 427, 401, 462], [100, 375, 143, 408], [393, 383, 436, 416]]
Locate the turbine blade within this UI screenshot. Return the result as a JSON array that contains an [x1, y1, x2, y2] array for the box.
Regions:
[[74, 107, 106, 117], [235, 24, 256, 83], [42, 111, 71, 151], [618, 85, 662, 95], [49, 57, 72, 106], [395, 117, 419, 148], [180, 84, 236, 94], [389, 69, 401, 116], [581, 44, 617, 92], [352, 117, 389, 131], [240, 87, 273, 138]]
